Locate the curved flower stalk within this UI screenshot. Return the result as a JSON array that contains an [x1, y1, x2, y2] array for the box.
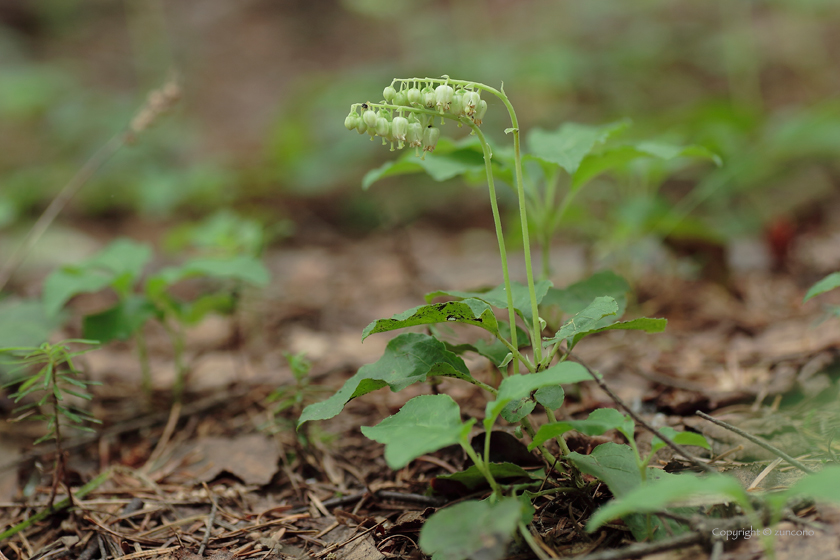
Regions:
[[344, 76, 543, 371]]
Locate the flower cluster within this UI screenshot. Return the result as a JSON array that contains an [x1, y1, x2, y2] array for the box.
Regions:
[[343, 79, 487, 158]]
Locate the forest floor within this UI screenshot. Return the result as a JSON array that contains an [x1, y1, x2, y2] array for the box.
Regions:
[[2, 194, 840, 560]]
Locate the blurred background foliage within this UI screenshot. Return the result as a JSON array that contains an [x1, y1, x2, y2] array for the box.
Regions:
[[1, 0, 839, 255]]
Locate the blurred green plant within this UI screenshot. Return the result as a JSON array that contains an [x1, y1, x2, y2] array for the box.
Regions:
[[41, 235, 270, 401]]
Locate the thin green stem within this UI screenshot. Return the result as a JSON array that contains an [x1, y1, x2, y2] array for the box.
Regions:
[[135, 329, 152, 400], [164, 322, 187, 403], [545, 409, 572, 457], [518, 523, 551, 560], [388, 78, 544, 365], [468, 123, 522, 376], [473, 378, 498, 396], [519, 416, 563, 471], [462, 440, 500, 495], [497, 88, 543, 365], [497, 335, 535, 373]]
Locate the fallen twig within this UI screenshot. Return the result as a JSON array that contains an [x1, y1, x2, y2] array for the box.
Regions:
[[696, 411, 815, 474], [569, 354, 716, 474]]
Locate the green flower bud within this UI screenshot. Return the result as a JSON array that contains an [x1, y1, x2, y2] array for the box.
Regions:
[[473, 99, 488, 125], [423, 125, 440, 152], [449, 90, 465, 117], [391, 116, 408, 142], [435, 84, 454, 112], [375, 115, 391, 137], [362, 109, 378, 129], [422, 87, 436, 109], [407, 88, 421, 105], [356, 119, 368, 134], [394, 90, 408, 106], [406, 122, 423, 148], [383, 86, 396, 101], [344, 113, 360, 131], [463, 91, 481, 116]]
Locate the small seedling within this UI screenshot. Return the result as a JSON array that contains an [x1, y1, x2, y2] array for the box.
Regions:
[[41, 235, 270, 402], [1, 339, 100, 508]]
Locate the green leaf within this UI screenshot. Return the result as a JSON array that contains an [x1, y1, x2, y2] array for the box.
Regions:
[[362, 143, 485, 190], [0, 299, 63, 348], [361, 395, 473, 469], [569, 317, 668, 347], [83, 238, 153, 281], [82, 295, 157, 343], [298, 333, 474, 427], [435, 462, 544, 491], [542, 271, 630, 318], [534, 385, 565, 410], [544, 296, 619, 345], [804, 272, 840, 302], [178, 293, 236, 324], [426, 280, 553, 325], [419, 497, 524, 560], [650, 427, 711, 456], [527, 120, 630, 176], [362, 299, 499, 341], [572, 142, 721, 191], [772, 466, 840, 509], [587, 473, 749, 532], [485, 362, 590, 429], [529, 408, 627, 450], [149, 255, 270, 292], [474, 322, 529, 367], [569, 443, 642, 498], [42, 268, 114, 316]]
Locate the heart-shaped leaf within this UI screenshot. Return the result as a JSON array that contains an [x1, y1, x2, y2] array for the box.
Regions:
[[82, 295, 158, 343], [544, 296, 619, 346], [298, 333, 474, 427], [527, 120, 630, 176], [484, 362, 590, 430], [361, 394, 473, 469], [419, 497, 524, 560], [573, 142, 721, 191], [529, 408, 628, 450], [650, 427, 711, 456], [542, 271, 630, 319], [362, 299, 499, 341]]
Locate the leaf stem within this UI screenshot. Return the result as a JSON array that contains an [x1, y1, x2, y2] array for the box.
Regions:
[[462, 440, 500, 495]]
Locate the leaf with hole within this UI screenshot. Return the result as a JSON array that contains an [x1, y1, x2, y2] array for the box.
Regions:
[[544, 296, 619, 346], [298, 333, 475, 427], [362, 299, 499, 341], [568, 317, 668, 348], [426, 280, 553, 325]]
